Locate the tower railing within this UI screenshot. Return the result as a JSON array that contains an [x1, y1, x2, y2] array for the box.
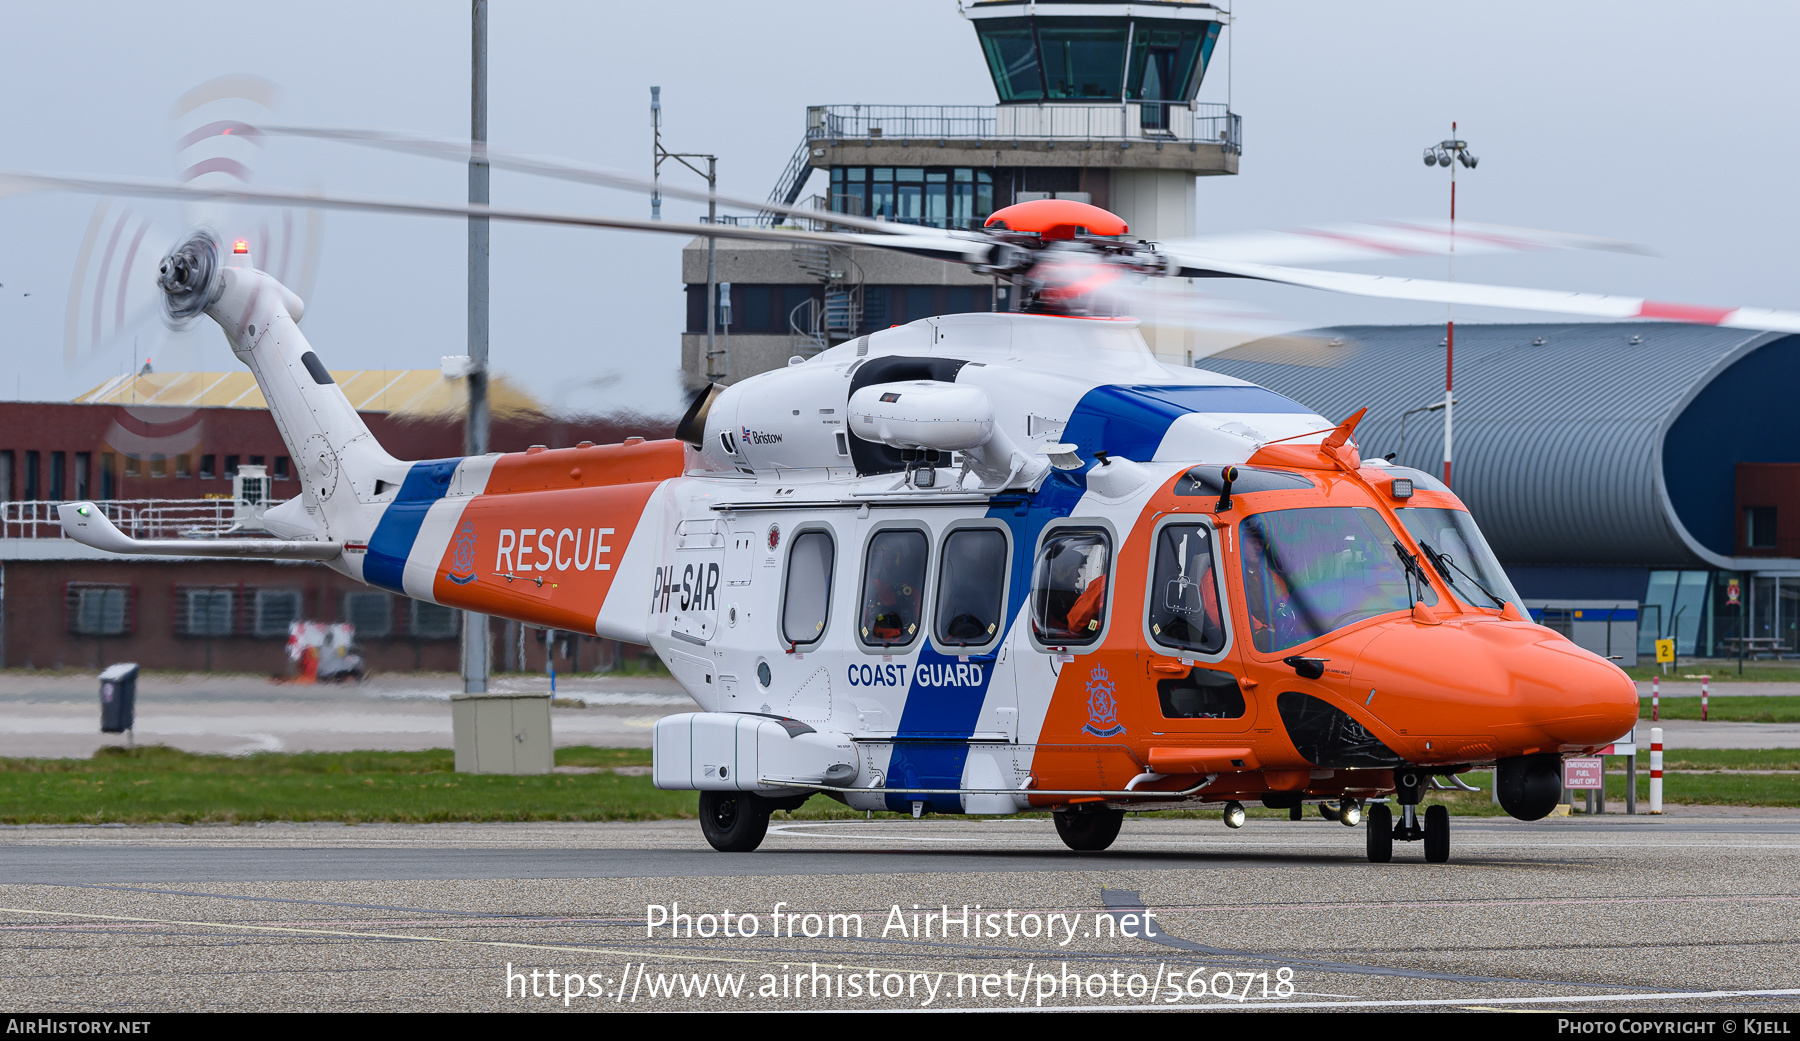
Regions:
[[808, 102, 1240, 152]]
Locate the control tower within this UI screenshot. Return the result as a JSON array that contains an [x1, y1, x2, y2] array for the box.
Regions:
[[681, 0, 1238, 383]]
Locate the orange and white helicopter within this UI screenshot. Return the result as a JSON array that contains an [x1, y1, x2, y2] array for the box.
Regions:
[[17, 142, 1800, 864]]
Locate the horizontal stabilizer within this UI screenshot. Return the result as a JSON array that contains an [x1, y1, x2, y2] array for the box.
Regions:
[[56, 502, 342, 561]]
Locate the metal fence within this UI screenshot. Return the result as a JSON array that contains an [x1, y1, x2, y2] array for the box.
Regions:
[[1, 499, 284, 541], [808, 102, 1240, 152]]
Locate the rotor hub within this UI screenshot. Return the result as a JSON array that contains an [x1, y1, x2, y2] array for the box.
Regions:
[[157, 232, 221, 321]]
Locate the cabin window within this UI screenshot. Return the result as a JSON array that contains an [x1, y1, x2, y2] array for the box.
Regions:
[[1148, 523, 1225, 655], [781, 529, 835, 648], [1031, 529, 1112, 647], [858, 529, 927, 649], [1158, 667, 1246, 720], [935, 527, 1009, 649], [1239, 507, 1430, 654]]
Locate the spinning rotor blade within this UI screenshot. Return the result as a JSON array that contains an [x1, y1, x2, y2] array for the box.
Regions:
[[1028, 248, 1286, 333], [257, 124, 938, 240], [0, 170, 991, 267], [1159, 248, 1800, 334], [1168, 220, 1647, 268]]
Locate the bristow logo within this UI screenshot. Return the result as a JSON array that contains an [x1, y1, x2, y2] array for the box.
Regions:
[[1081, 664, 1124, 737], [741, 427, 782, 445], [448, 520, 478, 585]]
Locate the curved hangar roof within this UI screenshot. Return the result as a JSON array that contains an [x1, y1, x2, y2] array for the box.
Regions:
[[1198, 322, 1800, 569]]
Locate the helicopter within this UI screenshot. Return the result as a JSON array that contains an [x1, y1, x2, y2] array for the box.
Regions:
[[23, 138, 1800, 865]]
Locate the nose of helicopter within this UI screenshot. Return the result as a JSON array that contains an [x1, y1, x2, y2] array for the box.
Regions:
[[1350, 618, 1640, 756]]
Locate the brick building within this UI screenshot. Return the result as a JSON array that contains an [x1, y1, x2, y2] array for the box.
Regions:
[[1, 374, 672, 674]]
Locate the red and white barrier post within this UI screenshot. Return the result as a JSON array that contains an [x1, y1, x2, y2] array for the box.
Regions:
[[1652, 674, 1660, 722], [1649, 727, 1664, 815], [1701, 675, 1709, 722]]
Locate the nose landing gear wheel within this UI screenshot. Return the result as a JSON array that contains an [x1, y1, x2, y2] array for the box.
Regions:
[[698, 791, 772, 852], [1365, 802, 1393, 863], [1424, 804, 1450, 863], [1054, 806, 1126, 851]]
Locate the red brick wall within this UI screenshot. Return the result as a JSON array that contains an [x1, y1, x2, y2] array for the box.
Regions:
[[0, 401, 673, 502]]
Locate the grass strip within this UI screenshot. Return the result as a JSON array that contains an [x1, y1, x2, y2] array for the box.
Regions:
[[0, 746, 1792, 826]]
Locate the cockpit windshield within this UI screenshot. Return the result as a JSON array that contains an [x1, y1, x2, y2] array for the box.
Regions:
[[1397, 507, 1524, 613], [1239, 506, 1433, 653]]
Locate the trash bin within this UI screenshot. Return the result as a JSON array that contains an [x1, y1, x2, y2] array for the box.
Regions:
[[99, 662, 139, 734]]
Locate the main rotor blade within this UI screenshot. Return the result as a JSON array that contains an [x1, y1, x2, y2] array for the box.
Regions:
[[259, 124, 938, 240], [1163, 220, 1648, 268], [1159, 248, 1800, 334], [0, 170, 990, 266]]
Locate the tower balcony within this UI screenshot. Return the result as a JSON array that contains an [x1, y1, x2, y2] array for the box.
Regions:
[[805, 102, 1240, 174]]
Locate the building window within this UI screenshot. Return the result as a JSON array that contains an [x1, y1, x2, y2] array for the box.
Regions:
[[66, 583, 132, 635], [175, 454, 191, 478], [1747, 506, 1778, 549], [25, 450, 39, 499], [409, 600, 459, 639], [124, 454, 140, 478], [0, 450, 13, 502], [74, 452, 89, 499], [831, 167, 993, 228], [252, 588, 303, 638], [250, 455, 264, 468], [224, 455, 239, 477], [175, 586, 237, 636], [273, 456, 290, 480], [345, 591, 394, 639], [49, 451, 64, 500], [200, 454, 215, 480]]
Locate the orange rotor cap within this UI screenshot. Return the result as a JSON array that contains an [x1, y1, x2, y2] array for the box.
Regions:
[[984, 199, 1128, 240]]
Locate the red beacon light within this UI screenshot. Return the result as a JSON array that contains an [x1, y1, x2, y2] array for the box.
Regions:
[[232, 240, 249, 254]]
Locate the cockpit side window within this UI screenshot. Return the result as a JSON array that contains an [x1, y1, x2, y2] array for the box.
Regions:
[[1032, 529, 1112, 647], [1239, 506, 1431, 653], [859, 528, 928, 649], [1148, 523, 1225, 655], [935, 527, 1009, 649]]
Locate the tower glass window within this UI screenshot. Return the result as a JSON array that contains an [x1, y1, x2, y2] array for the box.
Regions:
[[833, 167, 994, 229]]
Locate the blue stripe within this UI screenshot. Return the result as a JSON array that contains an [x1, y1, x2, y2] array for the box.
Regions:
[[1062, 384, 1313, 463], [885, 469, 1089, 813], [363, 458, 462, 593]]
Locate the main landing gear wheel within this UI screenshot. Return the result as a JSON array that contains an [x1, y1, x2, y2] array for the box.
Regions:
[[1054, 806, 1125, 851], [698, 791, 771, 852], [1424, 804, 1450, 863], [1365, 802, 1393, 863]]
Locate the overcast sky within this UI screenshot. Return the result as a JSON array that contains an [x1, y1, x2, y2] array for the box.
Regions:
[[2, 1, 1797, 418]]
